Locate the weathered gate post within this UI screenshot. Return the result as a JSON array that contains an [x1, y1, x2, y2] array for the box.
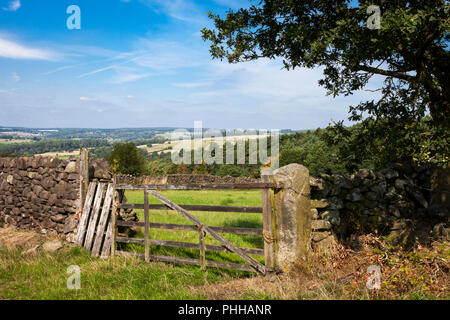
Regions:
[[261, 170, 275, 274], [271, 163, 311, 272], [80, 148, 89, 209]]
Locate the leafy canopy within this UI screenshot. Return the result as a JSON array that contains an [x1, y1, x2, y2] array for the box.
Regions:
[[107, 142, 147, 176], [202, 0, 449, 164]]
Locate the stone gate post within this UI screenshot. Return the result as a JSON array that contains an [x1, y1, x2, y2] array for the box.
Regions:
[[272, 163, 311, 272]]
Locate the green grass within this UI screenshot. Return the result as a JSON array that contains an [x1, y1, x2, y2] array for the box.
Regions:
[[120, 190, 265, 266], [0, 246, 247, 299]]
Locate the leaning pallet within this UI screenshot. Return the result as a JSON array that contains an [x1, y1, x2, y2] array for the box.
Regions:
[[75, 182, 114, 258]]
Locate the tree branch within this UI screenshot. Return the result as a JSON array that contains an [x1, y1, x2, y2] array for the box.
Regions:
[[355, 65, 416, 82]]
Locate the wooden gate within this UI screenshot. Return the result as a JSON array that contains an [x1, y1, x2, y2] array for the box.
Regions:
[[113, 179, 275, 274], [75, 182, 115, 259]]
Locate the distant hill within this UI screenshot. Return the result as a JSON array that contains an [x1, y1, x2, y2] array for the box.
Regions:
[[0, 126, 303, 142]]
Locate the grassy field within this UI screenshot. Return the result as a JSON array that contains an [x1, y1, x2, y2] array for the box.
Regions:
[[0, 245, 245, 299], [0, 139, 34, 144], [36, 150, 81, 158]]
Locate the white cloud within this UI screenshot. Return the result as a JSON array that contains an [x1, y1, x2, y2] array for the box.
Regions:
[[78, 64, 118, 78], [131, 39, 205, 71], [112, 72, 152, 83], [0, 37, 58, 60], [79, 97, 97, 102], [3, 0, 20, 12], [172, 81, 212, 88], [0, 88, 17, 95], [78, 55, 143, 78], [74, 39, 205, 83], [11, 72, 20, 82], [139, 0, 205, 23]]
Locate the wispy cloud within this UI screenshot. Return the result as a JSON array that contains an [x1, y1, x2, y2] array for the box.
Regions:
[[131, 39, 205, 71], [172, 81, 212, 88], [79, 97, 97, 102], [78, 64, 119, 78], [74, 39, 204, 83], [112, 72, 152, 84], [139, 0, 205, 23], [77, 56, 142, 78], [42, 65, 78, 75], [0, 88, 17, 95], [11, 72, 20, 82], [3, 0, 20, 12], [0, 37, 58, 60]]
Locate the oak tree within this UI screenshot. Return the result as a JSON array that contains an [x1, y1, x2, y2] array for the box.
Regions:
[[202, 0, 449, 164]]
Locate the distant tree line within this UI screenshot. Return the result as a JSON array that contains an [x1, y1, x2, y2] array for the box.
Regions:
[[107, 118, 448, 178], [0, 139, 110, 156], [0, 135, 41, 141], [3, 117, 446, 179]]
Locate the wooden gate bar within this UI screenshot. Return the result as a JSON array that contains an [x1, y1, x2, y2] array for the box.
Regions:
[[101, 218, 114, 259], [115, 251, 256, 273], [91, 184, 114, 257], [84, 183, 105, 251], [147, 190, 266, 274], [116, 220, 262, 236], [111, 178, 118, 257], [116, 236, 264, 256], [117, 203, 263, 213], [76, 182, 97, 246], [116, 183, 276, 190]]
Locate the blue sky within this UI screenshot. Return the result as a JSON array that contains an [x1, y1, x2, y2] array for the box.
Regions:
[[0, 0, 379, 129]]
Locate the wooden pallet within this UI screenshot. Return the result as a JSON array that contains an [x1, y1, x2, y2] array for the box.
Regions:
[[75, 182, 115, 258]]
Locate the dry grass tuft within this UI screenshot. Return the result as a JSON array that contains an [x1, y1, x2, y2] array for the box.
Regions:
[[192, 235, 450, 300], [0, 227, 43, 250]]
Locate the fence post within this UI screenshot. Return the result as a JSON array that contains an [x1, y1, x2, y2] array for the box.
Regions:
[[111, 177, 117, 257], [272, 164, 311, 272], [199, 227, 206, 271], [80, 148, 89, 210], [144, 186, 150, 263], [261, 170, 275, 274]]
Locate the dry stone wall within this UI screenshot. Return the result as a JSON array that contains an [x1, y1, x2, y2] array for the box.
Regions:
[[0, 156, 111, 241], [309, 164, 450, 251], [115, 173, 259, 185]]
